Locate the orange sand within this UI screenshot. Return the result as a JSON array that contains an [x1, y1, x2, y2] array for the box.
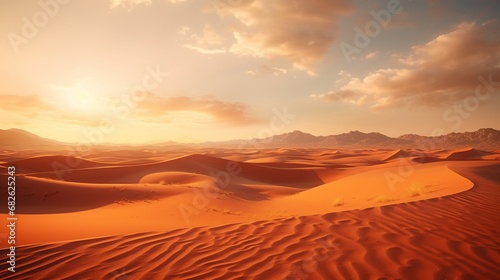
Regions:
[[0, 147, 499, 279]]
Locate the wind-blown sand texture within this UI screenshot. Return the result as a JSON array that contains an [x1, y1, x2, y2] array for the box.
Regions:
[[0, 148, 499, 279]]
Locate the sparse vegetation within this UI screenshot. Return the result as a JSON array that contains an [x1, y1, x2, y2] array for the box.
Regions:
[[332, 198, 345, 207], [159, 180, 184, 188], [408, 183, 429, 197], [114, 199, 134, 205], [265, 209, 289, 218], [220, 190, 235, 196], [206, 207, 242, 215], [112, 186, 126, 192], [373, 195, 396, 203]]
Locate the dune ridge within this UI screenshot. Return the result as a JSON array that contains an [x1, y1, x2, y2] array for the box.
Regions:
[[0, 148, 499, 279], [445, 147, 490, 160], [1, 161, 499, 279], [18, 153, 323, 187]]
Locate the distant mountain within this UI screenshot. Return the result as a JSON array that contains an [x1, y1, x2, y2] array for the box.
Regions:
[[0, 128, 60, 148], [1, 128, 499, 149], [398, 128, 500, 149], [320, 131, 406, 147], [267, 130, 325, 145], [210, 128, 500, 149], [253, 130, 405, 148]]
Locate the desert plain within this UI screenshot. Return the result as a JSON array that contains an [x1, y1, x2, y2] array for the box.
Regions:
[[0, 146, 499, 279]]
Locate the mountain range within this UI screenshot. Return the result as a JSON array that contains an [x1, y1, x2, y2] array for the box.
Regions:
[[1, 128, 499, 150], [0, 128, 60, 147], [213, 128, 500, 149]]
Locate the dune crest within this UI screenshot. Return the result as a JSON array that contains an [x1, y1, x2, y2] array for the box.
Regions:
[[381, 149, 411, 161], [1, 162, 498, 279], [445, 147, 489, 160], [1, 148, 499, 279]]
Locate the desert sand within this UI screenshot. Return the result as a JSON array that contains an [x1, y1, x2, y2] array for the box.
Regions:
[[0, 147, 499, 279]]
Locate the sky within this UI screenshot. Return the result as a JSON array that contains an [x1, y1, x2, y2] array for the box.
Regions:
[[1, 0, 499, 144]]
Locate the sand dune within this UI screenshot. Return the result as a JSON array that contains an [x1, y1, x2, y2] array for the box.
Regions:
[[8, 175, 186, 214], [0, 148, 499, 279], [445, 147, 490, 160], [381, 149, 414, 161], [7, 155, 108, 173], [411, 156, 441, 163], [1, 161, 498, 279], [273, 162, 474, 215], [22, 153, 325, 188], [138, 171, 215, 186]]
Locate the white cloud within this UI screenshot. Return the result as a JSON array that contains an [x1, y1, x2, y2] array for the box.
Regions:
[[110, 0, 152, 10], [182, 24, 227, 54], [183, 44, 226, 54]]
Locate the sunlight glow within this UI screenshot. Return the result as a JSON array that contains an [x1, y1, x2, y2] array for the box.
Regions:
[[51, 79, 106, 114]]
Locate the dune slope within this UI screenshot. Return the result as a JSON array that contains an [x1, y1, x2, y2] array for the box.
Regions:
[[1, 161, 498, 279]]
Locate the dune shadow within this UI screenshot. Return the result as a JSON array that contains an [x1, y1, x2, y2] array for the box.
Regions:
[[0, 175, 170, 214]]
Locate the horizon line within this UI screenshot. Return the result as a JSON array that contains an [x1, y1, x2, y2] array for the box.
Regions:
[[1, 127, 498, 146]]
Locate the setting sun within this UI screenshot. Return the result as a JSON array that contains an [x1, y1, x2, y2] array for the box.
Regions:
[[51, 80, 107, 115]]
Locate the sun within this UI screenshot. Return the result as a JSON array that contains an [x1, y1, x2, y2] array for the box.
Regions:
[[69, 91, 99, 112], [52, 79, 106, 113]]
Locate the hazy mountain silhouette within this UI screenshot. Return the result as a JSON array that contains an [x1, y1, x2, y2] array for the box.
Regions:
[[1, 128, 499, 149], [211, 128, 500, 149], [0, 128, 60, 147]]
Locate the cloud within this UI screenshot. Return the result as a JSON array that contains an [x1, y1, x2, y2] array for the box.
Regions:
[[311, 89, 367, 105], [0, 94, 52, 112], [313, 21, 500, 109], [179, 1, 351, 74], [219, 0, 352, 74], [134, 95, 262, 125], [110, 0, 190, 10], [0, 93, 262, 127], [0, 94, 106, 126], [182, 44, 226, 54], [178, 26, 190, 35], [246, 65, 288, 77], [181, 24, 228, 54], [246, 70, 258, 77], [110, 0, 152, 10], [199, 24, 226, 45], [365, 51, 378, 59], [110, 0, 189, 10]]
